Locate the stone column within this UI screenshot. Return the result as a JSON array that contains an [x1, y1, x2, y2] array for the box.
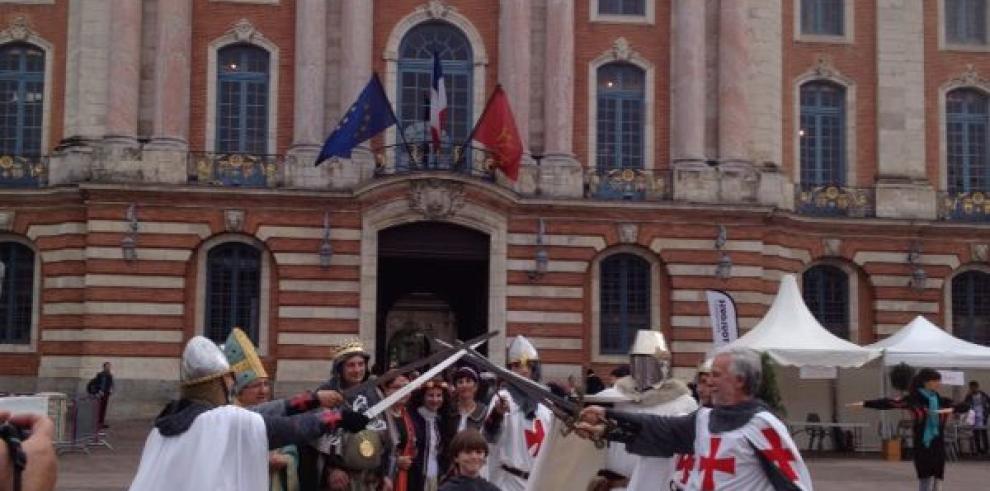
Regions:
[[875, 0, 934, 219], [285, 0, 329, 188], [497, 0, 538, 194], [140, 0, 191, 184], [717, 0, 750, 164], [540, 0, 582, 198], [671, 0, 706, 165], [104, 0, 142, 147]]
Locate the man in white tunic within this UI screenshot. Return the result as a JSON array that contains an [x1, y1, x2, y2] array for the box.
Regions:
[[586, 330, 698, 491], [129, 336, 369, 491], [577, 348, 813, 491], [483, 335, 553, 491]]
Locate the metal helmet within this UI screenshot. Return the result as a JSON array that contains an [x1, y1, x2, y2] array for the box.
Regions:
[[629, 330, 671, 391], [507, 335, 539, 365], [181, 336, 231, 386]]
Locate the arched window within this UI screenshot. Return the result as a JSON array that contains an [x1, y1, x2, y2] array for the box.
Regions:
[[216, 44, 270, 154], [0, 43, 44, 157], [952, 270, 990, 346], [0, 242, 34, 344], [946, 89, 989, 194], [397, 22, 472, 150], [597, 63, 645, 171], [600, 253, 650, 354], [802, 265, 849, 339], [946, 0, 988, 45], [206, 242, 261, 344], [800, 81, 845, 186]]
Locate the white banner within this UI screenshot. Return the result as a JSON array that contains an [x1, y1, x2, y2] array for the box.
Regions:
[[705, 289, 739, 348], [799, 366, 838, 379], [937, 370, 965, 386]]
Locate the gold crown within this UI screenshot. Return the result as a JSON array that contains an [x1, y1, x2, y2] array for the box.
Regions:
[[331, 338, 368, 360]]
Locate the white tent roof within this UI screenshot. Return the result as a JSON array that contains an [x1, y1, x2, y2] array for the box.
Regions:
[[867, 315, 990, 368], [716, 274, 880, 367]]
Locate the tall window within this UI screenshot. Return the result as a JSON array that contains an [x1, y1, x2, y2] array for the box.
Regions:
[[0, 43, 44, 157], [800, 81, 845, 186], [801, 0, 844, 36], [0, 242, 34, 344], [206, 242, 261, 344], [946, 0, 987, 45], [600, 253, 650, 354], [802, 265, 850, 339], [217, 44, 270, 154], [946, 89, 989, 193], [397, 22, 472, 148], [597, 63, 645, 171], [599, 0, 646, 16], [952, 270, 990, 346]]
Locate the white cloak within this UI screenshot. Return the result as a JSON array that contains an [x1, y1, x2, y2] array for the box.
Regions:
[[129, 405, 269, 491], [485, 389, 553, 491]]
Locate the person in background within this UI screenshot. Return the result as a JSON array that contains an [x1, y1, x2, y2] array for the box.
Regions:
[[438, 430, 499, 491], [694, 361, 713, 408], [92, 362, 114, 429], [410, 378, 453, 491], [448, 367, 487, 434], [605, 365, 630, 388], [0, 411, 57, 491], [963, 380, 989, 454], [382, 373, 415, 491], [585, 368, 605, 395], [848, 368, 970, 491]]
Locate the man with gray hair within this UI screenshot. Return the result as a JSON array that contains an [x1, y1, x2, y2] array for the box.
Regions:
[[575, 349, 813, 490]]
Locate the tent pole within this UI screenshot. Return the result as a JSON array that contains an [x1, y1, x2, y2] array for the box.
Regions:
[[879, 352, 888, 439]]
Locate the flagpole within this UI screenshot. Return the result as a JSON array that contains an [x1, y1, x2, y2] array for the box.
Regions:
[[458, 84, 502, 168], [373, 72, 414, 166]]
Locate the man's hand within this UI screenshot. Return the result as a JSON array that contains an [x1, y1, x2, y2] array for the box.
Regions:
[[396, 455, 412, 470], [574, 405, 607, 440], [493, 394, 510, 416], [0, 411, 57, 491], [316, 390, 344, 408], [339, 409, 370, 433], [268, 451, 289, 471], [328, 468, 350, 491]]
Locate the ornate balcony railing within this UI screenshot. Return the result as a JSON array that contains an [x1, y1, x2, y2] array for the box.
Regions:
[[938, 191, 990, 222], [0, 154, 47, 188], [187, 152, 283, 188], [795, 184, 875, 217], [584, 167, 672, 201], [372, 141, 496, 181]]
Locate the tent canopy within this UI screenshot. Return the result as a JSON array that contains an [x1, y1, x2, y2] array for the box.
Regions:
[[867, 315, 990, 368], [716, 275, 880, 368]]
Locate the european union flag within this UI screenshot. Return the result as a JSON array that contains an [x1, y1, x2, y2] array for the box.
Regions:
[[316, 73, 397, 165]]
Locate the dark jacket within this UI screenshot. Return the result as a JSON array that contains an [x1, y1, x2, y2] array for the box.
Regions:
[[443, 401, 488, 440], [864, 392, 969, 448], [438, 475, 500, 491], [409, 407, 453, 491]]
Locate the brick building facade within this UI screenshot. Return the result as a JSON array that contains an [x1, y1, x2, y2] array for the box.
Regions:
[[0, 0, 989, 417]]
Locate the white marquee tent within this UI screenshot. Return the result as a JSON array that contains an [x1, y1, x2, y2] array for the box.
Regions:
[[867, 315, 990, 368]]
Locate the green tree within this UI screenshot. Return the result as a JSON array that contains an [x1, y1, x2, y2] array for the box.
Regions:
[[757, 352, 785, 416]]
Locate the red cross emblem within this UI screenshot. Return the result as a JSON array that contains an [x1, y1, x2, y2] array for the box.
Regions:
[[760, 427, 799, 481], [699, 437, 735, 491], [524, 418, 545, 456], [675, 453, 695, 484]]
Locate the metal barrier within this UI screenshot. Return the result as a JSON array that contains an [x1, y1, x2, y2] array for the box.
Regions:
[[57, 395, 113, 454]]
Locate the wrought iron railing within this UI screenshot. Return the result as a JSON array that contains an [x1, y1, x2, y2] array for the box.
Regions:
[[187, 152, 283, 188], [794, 184, 875, 217], [584, 167, 672, 201], [0, 154, 47, 188], [938, 191, 990, 222], [372, 141, 497, 181]]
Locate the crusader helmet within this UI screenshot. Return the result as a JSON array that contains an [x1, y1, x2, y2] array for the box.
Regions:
[[507, 335, 541, 381], [629, 330, 671, 392], [180, 336, 232, 386]]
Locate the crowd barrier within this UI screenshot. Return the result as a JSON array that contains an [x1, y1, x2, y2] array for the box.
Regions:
[[0, 392, 112, 454]]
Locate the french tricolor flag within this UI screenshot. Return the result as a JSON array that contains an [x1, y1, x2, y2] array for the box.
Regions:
[[429, 52, 447, 151]]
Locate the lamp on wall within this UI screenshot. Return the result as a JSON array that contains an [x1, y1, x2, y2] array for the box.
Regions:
[[319, 211, 333, 269], [121, 203, 138, 262], [907, 241, 926, 292], [528, 218, 549, 280], [714, 224, 732, 280]]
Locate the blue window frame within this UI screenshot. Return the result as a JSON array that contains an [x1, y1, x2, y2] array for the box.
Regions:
[[599, 0, 646, 16], [0, 43, 44, 157], [802, 265, 850, 339], [600, 253, 650, 355], [0, 242, 34, 344], [946, 0, 987, 45], [801, 0, 844, 36], [597, 63, 645, 171], [947, 89, 989, 193], [217, 44, 269, 154], [206, 243, 261, 345], [800, 81, 845, 186], [952, 270, 990, 346], [397, 22, 472, 154]]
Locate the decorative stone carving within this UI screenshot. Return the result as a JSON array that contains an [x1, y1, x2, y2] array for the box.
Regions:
[[0, 16, 33, 43], [948, 64, 990, 88], [611, 37, 634, 61], [408, 179, 465, 220], [822, 238, 842, 257], [224, 209, 245, 232], [0, 210, 13, 232], [231, 18, 257, 42], [617, 223, 638, 244], [426, 0, 451, 19], [972, 243, 989, 262], [812, 55, 836, 79]]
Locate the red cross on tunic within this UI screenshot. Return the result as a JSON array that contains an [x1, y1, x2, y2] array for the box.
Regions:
[[524, 418, 545, 456], [675, 453, 695, 484], [759, 427, 799, 481], [699, 437, 735, 491]]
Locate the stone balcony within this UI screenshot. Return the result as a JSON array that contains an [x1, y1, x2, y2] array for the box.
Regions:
[[938, 191, 990, 222], [794, 184, 876, 218], [584, 167, 672, 201], [187, 152, 284, 188], [0, 154, 47, 188]]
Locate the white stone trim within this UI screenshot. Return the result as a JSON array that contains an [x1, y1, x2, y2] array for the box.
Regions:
[[649, 238, 764, 254], [194, 233, 272, 356], [204, 19, 279, 154], [277, 332, 354, 346], [937, 68, 990, 191], [41, 302, 84, 316], [0, 1, 55, 4], [42, 329, 183, 343], [0, 17, 54, 155], [506, 258, 587, 273], [257, 225, 361, 241], [506, 285, 583, 299], [0, 234, 39, 353], [273, 252, 360, 267], [667, 264, 764, 278], [762, 244, 813, 264], [85, 247, 191, 261], [86, 302, 184, 316], [793, 0, 854, 44], [210, 0, 278, 4], [870, 274, 943, 289], [26, 222, 85, 239], [793, 59, 858, 187], [277, 359, 329, 382], [938, 0, 990, 52], [43, 275, 84, 289], [874, 299, 939, 313], [278, 306, 360, 320], [528, 336, 582, 350], [84, 274, 184, 289], [590, 245, 664, 364], [800, 260, 861, 342], [40, 248, 85, 263], [589, 0, 655, 25], [672, 315, 760, 330], [88, 220, 212, 238], [852, 251, 960, 269], [505, 311, 582, 324], [39, 355, 179, 380], [507, 232, 607, 251], [587, 38, 656, 171], [670, 289, 774, 305], [279, 279, 359, 292], [382, 2, 488, 147], [943, 262, 990, 336]]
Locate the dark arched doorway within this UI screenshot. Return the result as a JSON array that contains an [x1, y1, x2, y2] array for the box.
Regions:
[[376, 222, 489, 367]]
